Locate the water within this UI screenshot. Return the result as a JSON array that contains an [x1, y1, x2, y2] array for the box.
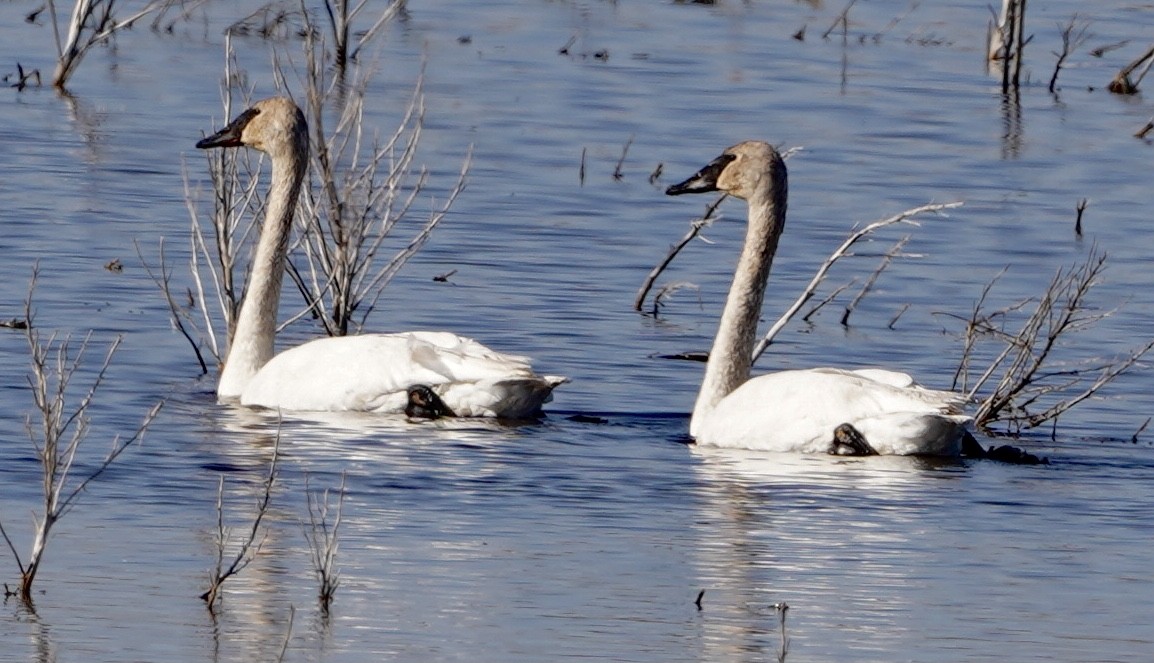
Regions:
[[2, 1, 1154, 661]]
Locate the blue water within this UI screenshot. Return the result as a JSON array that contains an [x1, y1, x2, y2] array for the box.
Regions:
[[2, 1, 1153, 661]]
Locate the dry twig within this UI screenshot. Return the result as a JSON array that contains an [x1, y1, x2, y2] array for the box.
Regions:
[[751, 202, 961, 363], [802, 279, 855, 323], [822, 0, 857, 41], [949, 246, 1154, 433], [840, 235, 911, 327], [0, 267, 162, 606], [1049, 15, 1091, 93], [201, 433, 280, 611], [634, 197, 725, 313], [1108, 43, 1154, 94], [303, 473, 346, 615], [613, 135, 633, 181], [48, 0, 173, 89]]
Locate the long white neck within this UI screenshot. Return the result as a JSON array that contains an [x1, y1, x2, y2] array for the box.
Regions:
[[690, 170, 787, 437], [217, 147, 306, 401]]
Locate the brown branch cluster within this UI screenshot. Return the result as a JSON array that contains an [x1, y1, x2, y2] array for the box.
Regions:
[[155, 1, 449, 373], [950, 247, 1154, 434]]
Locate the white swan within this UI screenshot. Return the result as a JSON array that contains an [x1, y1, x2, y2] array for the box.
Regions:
[[666, 141, 971, 456], [196, 97, 565, 418]]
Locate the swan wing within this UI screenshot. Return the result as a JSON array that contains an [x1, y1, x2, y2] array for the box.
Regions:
[[693, 368, 970, 455], [239, 331, 565, 417]]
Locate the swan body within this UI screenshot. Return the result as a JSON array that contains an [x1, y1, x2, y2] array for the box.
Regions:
[[238, 331, 564, 418], [691, 367, 970, 456], [197, 97, 564, 418], [667, 141, 970, 455]]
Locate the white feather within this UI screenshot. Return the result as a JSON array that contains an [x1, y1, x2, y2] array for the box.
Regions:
[[692, 368, 970, 455]]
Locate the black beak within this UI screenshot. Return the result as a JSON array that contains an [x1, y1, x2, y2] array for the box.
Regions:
[[666, 153, 736, 196], [195, 107, 260, 149]]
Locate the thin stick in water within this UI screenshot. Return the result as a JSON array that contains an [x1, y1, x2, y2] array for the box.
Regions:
[[752, 202, 961, 363], [614, 135, 633, 181], [633, 196, 727, 312], [840, 235, 910, 327]]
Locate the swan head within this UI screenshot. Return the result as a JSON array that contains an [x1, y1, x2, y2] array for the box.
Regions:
[[666, 140, 784, 202], [196, 97, 308, 161]]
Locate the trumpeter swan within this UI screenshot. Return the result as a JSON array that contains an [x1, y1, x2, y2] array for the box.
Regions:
[[196, 97, 565, 418], [666, 141, 971, 455]]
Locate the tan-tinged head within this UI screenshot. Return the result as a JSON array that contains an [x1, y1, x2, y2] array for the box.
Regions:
[[195, 96, 308, 161], [666, 140, 785, 202]]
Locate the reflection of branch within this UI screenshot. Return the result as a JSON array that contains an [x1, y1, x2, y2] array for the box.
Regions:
[[276, 605, 295, 663], [751, 202, 961, 363], [774, 602, 790, 663]]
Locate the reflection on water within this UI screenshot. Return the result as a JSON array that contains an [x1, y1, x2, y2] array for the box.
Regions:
[[3, 0, 1154, 661]]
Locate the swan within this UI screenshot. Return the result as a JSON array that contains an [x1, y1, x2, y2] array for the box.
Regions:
[[195, 97, 565, 418], [665, 141, 972, 456]]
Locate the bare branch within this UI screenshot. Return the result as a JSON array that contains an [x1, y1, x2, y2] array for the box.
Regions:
[[751, 202, 962, 363], [135, 239, 209, 375], [201, 433, 279, 611], [49, 0, 175, 89], [650, 281, 700, 318], [634, 202, 724, 313], [303, 472, 346, 614], [1109, 43, 1154, 94], [4, 266, 161, 604], [950, 246, 1153, 433], [1050, 15, 1091, 93], [802, 278, 856, 323], [840, 235, 910, 327]]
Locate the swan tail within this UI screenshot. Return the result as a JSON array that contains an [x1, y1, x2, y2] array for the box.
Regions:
[[443, 375, 569, 419]]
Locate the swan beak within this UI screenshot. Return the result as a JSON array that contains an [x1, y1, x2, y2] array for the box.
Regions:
[[666, 153, 736, 196], [196, 107, 260, 149]]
